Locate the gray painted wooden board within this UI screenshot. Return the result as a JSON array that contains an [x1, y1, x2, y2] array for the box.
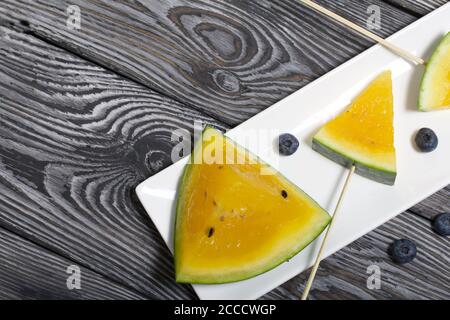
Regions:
[[0, 0, 416, 125], [409, 187, 450, 220], [315, 0, 417, 35], [0, 26, 227, 299], [0, 0, 448, 300], [384, 0, 448, 16], [263, 212, 450, 300], [0, 227, 146, 299]]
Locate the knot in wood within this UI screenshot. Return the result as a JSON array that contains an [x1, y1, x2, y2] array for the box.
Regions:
[[212, 69, 241, 94]]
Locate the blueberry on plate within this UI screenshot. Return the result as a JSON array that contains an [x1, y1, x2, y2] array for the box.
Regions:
[[415, 128, 438, 152], [390, 239, 417, 264], [278, 133, 299, 156], [433, 213, 450, 236]]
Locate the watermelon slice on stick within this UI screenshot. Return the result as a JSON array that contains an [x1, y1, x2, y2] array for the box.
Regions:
[[419, 32, 450, 111], [302, 71, 397, 299], [313, 71, 397, 185], [174, 127, 331, 284]]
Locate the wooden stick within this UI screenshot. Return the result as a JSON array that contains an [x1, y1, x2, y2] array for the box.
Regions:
[[301, 164, 356, 300], [298, 0, 426, 65]]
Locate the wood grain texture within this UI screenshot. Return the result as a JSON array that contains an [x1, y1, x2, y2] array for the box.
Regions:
[[263, 212, 450, 300], [0, 0, 416, 125], [0, 0, 447, 300], [383, 0, 448, 16], [409, 186, 450, 220], [0, 27, 228, 299], [0, 227, 146, 299], [315, 0, 417, 36]]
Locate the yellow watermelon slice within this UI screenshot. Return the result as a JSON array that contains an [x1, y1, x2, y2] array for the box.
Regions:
[[174, 127, 331, 284], [313, 71, 397, 185], [419, 32, 450, 111]]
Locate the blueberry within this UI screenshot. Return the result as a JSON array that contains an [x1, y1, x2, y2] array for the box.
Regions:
[[390, 239, 417, 264], [415, 128, 438, 152], [433, 213, 450, 236], [278, 133, 299, 156]]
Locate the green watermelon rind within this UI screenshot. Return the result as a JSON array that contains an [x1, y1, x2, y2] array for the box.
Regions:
[[174, 126, 331, 284], [418, 32, 450, 111], [312, 136, 396, 186]]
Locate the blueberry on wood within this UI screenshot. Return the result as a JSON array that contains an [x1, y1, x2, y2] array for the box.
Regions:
[[390, 239, 417, 264], [433, 213, 450, 236]]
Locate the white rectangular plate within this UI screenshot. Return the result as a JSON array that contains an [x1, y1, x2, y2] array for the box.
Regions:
[[136, 4, 450, 300]]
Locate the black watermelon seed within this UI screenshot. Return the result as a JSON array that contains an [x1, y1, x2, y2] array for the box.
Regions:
[[281, 190, 288, 198], [207, 227, 215, 237]]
